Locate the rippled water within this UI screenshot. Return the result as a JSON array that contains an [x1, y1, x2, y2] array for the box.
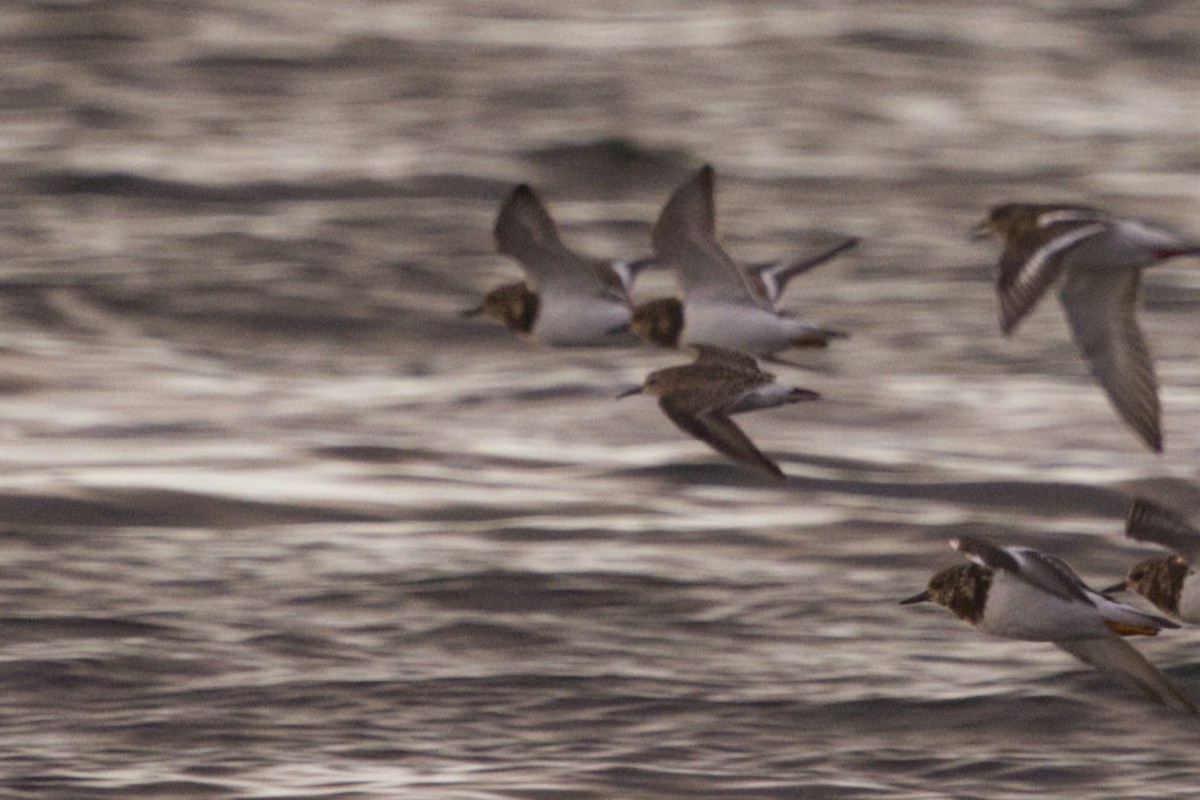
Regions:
[[5, 1, 1200, 798]]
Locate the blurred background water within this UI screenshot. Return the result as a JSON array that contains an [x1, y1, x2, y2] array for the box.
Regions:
[[4, 1, 1200, 797]]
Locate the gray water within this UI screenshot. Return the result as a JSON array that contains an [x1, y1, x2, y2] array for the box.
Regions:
[[5, 1, 1200, 797]]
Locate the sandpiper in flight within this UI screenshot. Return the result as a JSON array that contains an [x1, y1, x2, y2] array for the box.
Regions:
[[465, 184, 651, 346], [1104, 497, 1200, 624], [903, 535, 1195, 712], [974, 202, 1200, 452], [618, 345, 819, 479], [628, 165, 850, 357]]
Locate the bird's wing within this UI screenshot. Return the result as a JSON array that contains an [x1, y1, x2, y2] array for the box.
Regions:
[[1058, 267, 1161, 452], [1055, 637, 1196, 714], [952, 537, 1091, 604], [494, 185, 605, 294], [1030, 206, 1110, 228], [997, 222, 1108, 334], [657, 165, 717, 241], [651, 165, 759, 304], [1127, 498, 1200, 563], [599, 257, 657, 299], [954, 537, 1176, 631], [659, 395, 784, 479], [747, 236, 859, 308], [689, 344, 764, 373]]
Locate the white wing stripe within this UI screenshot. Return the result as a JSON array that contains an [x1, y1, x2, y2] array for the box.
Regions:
[[1036, 209, 1107, 228], [1013, 224, 1106, 295]]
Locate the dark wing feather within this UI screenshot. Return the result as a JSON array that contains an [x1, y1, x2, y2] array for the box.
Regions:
[[653, 165, 716, 246], [652, 166, 760, 304], [748, 236, 859, 308], [1031, 551, 1098, 604], [997, 222, 1107, 334], [494, 185, 600, 292], [690, 345, 764, 373], [952, 535, 1021, 573], [953, 537, 1091, 603], [659, 396, 783, 479]]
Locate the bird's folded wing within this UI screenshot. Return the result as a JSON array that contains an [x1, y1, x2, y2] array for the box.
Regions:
[[1056, 638, 1196, 714], [953, 535, 1021, 572], [953, 537, 1091, 603]]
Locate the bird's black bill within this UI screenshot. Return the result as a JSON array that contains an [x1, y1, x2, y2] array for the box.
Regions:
[[899, 590, 931, 605], [616, 386, 642, 399], [968, 220, 991, 240], [1100, 581, 1128, 595], [462, 305, 486, 318]]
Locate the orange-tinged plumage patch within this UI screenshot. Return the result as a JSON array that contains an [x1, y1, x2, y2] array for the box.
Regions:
[[1105, 620, 1159, 637]]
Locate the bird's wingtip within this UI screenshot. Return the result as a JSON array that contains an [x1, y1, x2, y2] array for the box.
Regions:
[[616, 385, 643, 400]]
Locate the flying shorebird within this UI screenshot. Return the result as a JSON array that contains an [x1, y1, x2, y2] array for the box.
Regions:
[[1104, 497, 1200, 624], [903, 534, 1195, 713], [464, 184, 652, 346], [625, 237, 858, 355], [618, 345, 819, 479], [974, 202, 1200, 452], [625, 165, 850, 357]]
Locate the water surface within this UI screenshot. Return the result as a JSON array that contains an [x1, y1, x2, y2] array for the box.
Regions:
[[3, 1, 1200, 797]]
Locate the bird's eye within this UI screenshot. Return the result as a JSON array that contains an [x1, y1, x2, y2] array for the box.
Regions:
[[1129, 568, 1144, 582]]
